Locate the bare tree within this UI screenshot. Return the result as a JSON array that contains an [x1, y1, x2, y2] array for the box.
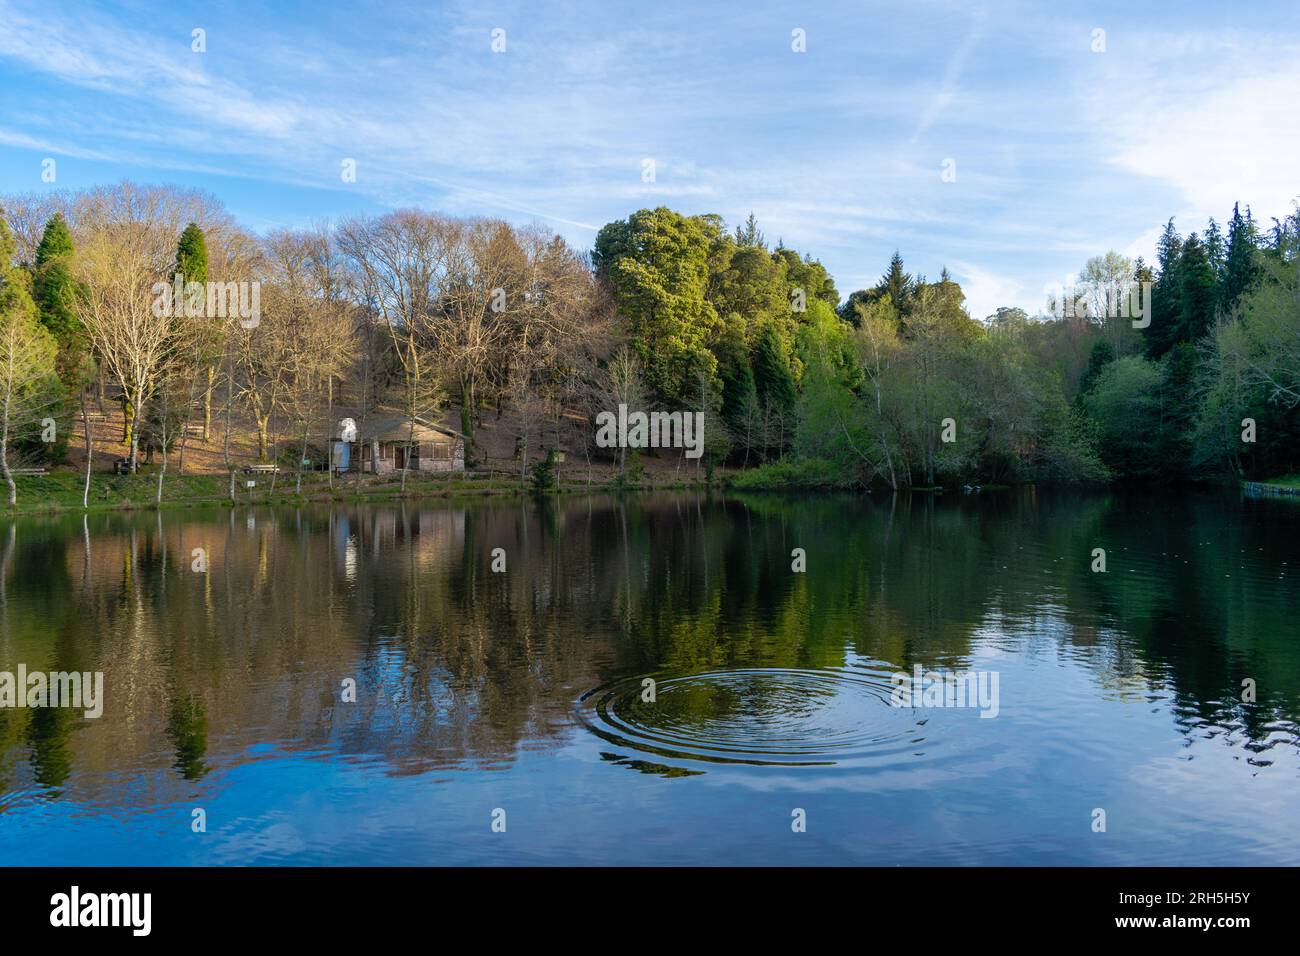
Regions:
[[76, 219, 178, 471], [337, 211, 450, 490]]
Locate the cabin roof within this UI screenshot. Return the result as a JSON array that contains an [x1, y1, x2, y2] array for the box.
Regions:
[[355, 416, 466, 444]]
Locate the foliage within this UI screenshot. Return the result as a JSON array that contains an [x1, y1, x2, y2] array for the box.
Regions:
[[727, 456, 854, 489], [530, 447, 559, 494]]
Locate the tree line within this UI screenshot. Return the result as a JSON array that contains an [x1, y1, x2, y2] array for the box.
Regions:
[[1, 182, 1297, 505], [0, 184, 618, 504], [593, 202, 1300, 488]]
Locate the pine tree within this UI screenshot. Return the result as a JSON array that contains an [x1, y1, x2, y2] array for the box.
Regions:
[[1146, 219, 1183, 357], [1177, 233, 1216, 344], [1078, 339, 1115, 397], [1219, 203, 1260, 316], [734, 212, 765, 249], [754, 322, 796, 412], [1203, 218, 1225, 278], [174, 223, 217, 441], [29, 214, 86, 462], [176, 222, 208, 284], [32, 212, 83, 351], [876, 251, 913, 317]]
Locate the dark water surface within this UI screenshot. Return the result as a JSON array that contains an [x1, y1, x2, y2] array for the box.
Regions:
[[0, 489, 1297, 865]]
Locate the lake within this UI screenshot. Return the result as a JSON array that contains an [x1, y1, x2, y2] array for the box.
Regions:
[[0, 489, 1297, 865]]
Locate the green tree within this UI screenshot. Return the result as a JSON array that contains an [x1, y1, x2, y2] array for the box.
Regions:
[[175, 222, 209, 284], [30, 213, 86, 460], [1176, 233, 1216, 344], [593, 208, 720, 403], [1084, 356, 1166, 482], [877, 251, 914, 318], [753, 321, 798, 455], [1219, 203, 1260, 316], [1077, 338, 1115, 398], [1145, 219, 1183, 358], [773, 246, 839, 310], [714, 317, 760, 463], [0, 217, 62, 505], [32, 214, 82, 346], [709, 243, 786, 329], [734, 212, 765, 248]]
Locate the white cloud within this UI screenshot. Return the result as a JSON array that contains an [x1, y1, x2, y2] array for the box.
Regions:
[[1090, 32, 1300, 226], [949, 260, 1025, 321]]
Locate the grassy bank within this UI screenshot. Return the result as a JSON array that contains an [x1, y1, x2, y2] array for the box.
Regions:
[[3, 468, 710, 515]]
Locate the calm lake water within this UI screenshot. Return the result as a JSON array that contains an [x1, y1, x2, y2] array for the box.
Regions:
[[0, 489, 1297, 866]]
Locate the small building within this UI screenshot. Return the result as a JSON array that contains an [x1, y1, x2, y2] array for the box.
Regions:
[[333, 416, 466, 474]]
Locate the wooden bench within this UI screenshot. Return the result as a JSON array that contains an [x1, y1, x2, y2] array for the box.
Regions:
[[10, 467, 48, 477], [242, 464, 281, 475]]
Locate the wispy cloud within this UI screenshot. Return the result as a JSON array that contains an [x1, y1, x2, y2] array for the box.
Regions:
[[0, 0, 1296, 315]]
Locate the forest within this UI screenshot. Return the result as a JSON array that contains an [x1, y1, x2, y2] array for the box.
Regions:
[[1, 182, 1298, 504]]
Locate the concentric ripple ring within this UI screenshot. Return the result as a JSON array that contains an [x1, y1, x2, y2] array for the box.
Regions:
[[579, 666, 925, 768]]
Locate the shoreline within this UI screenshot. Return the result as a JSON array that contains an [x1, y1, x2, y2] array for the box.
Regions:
[[1, 470, 713, 517], [3, 471, 1275, 517]]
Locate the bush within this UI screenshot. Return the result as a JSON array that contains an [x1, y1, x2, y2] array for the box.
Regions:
[[530, 448, 559, 494], [612, 450, 646, 490], [726, 456, 853, 490]]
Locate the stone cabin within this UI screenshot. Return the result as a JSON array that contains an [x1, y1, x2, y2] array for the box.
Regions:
[[335, 416, 466, 474]]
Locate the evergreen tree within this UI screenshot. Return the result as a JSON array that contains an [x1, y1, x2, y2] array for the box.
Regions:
[[716, 324, 759, 438], [1176, 233, 1216, 344], [876, 251, 914, 317], [1203, 218, 1225, 278], [837, 289, 874, 326], [32, 213, 86, 379], [1219, 203, 1260, 316], [1156, 342, 1198, 476], [1145, 219, 1183, 357], [29, 214, 87, 461], [1077, 338, 1115, 398], [734, 212, 765, 249], [1133, 256, 1155, 286], [176, 222, 209, 284], [753, 321, 797, 416]]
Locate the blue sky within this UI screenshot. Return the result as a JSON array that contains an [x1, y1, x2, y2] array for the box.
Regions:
[[1, 0, 1298, 318]]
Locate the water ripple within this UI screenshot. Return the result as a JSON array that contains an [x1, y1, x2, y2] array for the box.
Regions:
[[579, 666, 933, 769]]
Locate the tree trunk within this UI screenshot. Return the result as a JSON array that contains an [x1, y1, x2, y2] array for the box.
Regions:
[[1, 428, 14, 507], [203, 366, 215, 440], [129, 422, 140, 474], [81, 390, 93, 508], [155, 432, 167, 506], [296, 426, 308, 495]]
